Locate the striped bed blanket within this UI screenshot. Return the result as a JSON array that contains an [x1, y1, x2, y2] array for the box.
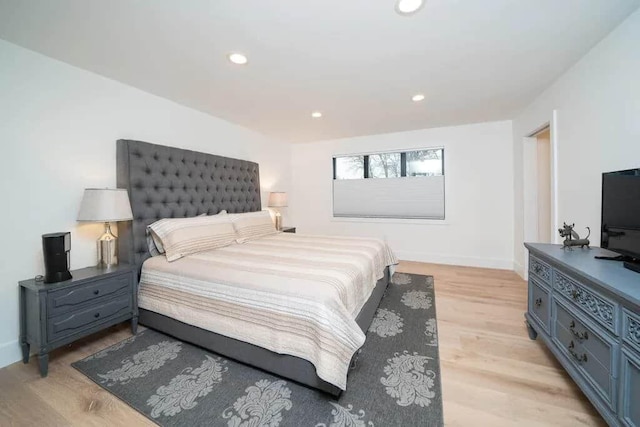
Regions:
[[138, 233, 398, 390]]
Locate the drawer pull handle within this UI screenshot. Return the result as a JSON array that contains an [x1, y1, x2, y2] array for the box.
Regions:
[[94, 290, 100, 295], [571, 290, 580, 300], [535, 298, 543, 309], [94, 313, 100, 318], [569, 321, 589, 341], [568, 341, 588, 364]]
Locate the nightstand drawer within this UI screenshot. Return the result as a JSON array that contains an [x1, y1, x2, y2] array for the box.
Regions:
[[48, 295, 132, 342], [48, 273, 131, 317]]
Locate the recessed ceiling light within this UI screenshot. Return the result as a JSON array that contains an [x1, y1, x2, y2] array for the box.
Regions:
[[228, 52, 248, 65], [395, 0, 424, 16], [311, 111, 323, 118], [412, 94, 425, 102]]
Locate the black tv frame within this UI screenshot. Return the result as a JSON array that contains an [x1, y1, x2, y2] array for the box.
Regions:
[[600, 168, 640, 274]]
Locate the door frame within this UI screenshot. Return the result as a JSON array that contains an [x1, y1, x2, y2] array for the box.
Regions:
[[522, 110, 559, 279]]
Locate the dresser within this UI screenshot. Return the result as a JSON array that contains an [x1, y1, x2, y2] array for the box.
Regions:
[[525, 243, 640, 427], [19, 264, 137, 377]]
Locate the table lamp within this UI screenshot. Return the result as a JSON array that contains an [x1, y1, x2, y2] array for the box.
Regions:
[[77, 188, 133, 267], [267, 192, 288, 231]]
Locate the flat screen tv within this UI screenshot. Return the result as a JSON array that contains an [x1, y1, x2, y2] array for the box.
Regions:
[[601, 168, 640, 271]]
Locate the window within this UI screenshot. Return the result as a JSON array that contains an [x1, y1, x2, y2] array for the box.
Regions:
[[369, 153, 401, 178], [332, 148, 445, 219], [406, 149, 443, 176], [334, 155, 364, 179]]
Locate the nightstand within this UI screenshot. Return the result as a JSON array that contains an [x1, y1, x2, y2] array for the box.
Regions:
[[281, 227, 296, 233], [19, 264, 137, 377]]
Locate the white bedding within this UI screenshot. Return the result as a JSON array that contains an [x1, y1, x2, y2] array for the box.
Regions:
[[138, 232, 398, 390]]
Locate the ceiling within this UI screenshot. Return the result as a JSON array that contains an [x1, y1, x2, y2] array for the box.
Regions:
[[0, 0, 638, 143]]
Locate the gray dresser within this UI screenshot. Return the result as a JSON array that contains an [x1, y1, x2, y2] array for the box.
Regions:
[[19, 264, 137, 377], [525, 243, 640, 427]]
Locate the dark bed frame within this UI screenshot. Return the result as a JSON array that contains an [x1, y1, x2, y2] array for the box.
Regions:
[[116, 139, 389, 396]]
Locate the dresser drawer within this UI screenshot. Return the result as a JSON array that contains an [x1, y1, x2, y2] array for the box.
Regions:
[[552, 317, 615, 408], [554, 299, 615, 373], [620, 349, 640, 427], [529, 255, 551, 285], [552, 270, 618, 334], [48, 273, 132, 317], [623, 309, 640, 353], [47, 295, 132, 342], [529, 278, 550, 332]]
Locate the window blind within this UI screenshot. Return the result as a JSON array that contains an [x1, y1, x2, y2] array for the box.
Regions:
[[333, 175, 445, 219]]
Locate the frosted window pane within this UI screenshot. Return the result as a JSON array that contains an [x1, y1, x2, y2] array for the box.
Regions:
[[369, 153, 401, 178], [335, 156, 364, 179], [407, 149, 443, 177]]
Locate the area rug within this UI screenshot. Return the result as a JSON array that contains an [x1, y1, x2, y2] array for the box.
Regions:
[[73, 272, 443, 426]]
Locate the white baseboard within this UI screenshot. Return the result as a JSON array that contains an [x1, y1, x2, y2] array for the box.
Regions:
[[395, 250, 514, 270], [0, 339, 21, 369], [513, 260, 526, 279]]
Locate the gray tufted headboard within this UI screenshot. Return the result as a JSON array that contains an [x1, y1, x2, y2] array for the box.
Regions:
[[116, 139, 261, 276]]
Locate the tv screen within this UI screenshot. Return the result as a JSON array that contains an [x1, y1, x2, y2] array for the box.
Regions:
[[601, 168, 640, 260]]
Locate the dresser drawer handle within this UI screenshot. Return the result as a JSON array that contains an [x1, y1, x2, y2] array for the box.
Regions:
[[94, 290, 100, 295], [94, 312, 100, 318], [569, 321, 588, 341], [568, 341, 588, 364], [571, 289, 580, 300], [535, 298, 543, 309]]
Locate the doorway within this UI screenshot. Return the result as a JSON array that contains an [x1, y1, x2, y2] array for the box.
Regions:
[[523, 122, 556, 248], [534, 127, 552, 242], [521, 111, 559, 279]]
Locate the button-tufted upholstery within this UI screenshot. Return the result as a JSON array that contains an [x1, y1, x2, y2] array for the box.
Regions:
[[116, 139, 261, 273]]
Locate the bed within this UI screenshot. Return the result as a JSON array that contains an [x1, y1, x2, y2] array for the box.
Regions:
[[116, 139, 394, 396]]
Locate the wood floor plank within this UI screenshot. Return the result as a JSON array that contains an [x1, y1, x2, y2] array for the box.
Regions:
[[0, 262, 605, 426], [0, 368, 69, 427]]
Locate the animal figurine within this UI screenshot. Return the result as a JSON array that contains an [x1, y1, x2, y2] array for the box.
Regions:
[[558, 222, 591, 250]]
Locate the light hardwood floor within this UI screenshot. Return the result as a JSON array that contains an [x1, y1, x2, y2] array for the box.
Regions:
[[0, 262, 605, 426]]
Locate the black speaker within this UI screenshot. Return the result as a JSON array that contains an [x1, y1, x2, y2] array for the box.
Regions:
[[42, 232, 72, 283]]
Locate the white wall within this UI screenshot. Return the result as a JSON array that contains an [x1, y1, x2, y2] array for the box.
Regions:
[[290, 121, 514, 270], [512, 9, 640, 277], [0, 40, 291, 368]]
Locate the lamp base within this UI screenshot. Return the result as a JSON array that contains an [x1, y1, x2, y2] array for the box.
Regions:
[[275, 212, 282, 231], [97, 222, 118, 268]]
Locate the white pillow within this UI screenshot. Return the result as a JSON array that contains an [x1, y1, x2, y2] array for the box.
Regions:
[[148, 214, 236, 261], [146, 210, 228, 256], [228, 210, 278, 243], [146, 229, 163, 257]]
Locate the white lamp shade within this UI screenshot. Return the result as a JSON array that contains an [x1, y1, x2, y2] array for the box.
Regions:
[[77, 188, 133, 222], [267, 192, 288, 207]]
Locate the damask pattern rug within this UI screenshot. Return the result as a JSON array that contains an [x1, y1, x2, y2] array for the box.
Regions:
[[73, 272, 443, 426]]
